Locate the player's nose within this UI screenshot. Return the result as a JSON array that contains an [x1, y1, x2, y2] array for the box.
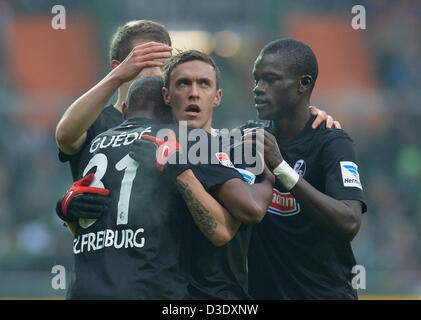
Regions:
[[253, 80, 265, 95], [189, 82, 200, 98]]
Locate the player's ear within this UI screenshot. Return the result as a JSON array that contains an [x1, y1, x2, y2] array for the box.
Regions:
[[110, 60, 120, 70], [298, 75, 312, 95], [212, 89, 222, 108], [162, 87, 171, 106]]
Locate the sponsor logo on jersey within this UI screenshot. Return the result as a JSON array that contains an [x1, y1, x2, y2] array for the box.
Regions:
[[215, 152, 235, 168], [293, 159, 306, 177], [268, 188, 300, 216], [340, 161, 362, 189]]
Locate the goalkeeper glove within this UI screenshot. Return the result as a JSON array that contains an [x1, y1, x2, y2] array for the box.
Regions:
[[56, 173, 111, 222], [129, 130, 190, 184]]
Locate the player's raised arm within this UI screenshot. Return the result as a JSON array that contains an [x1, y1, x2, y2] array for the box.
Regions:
[[246, 128, 364, 242], [55, 42, 171, 155]]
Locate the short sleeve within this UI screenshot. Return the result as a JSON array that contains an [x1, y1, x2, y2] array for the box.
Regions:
[[58, 148, 78, 163], [190, 164, 244, 191], [321, 137, 367, 213], [57, 105, 122, 163]]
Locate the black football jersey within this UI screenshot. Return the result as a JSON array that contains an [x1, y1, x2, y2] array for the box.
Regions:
[[188, 224, 254, 300], [68, 118, 243, 299], [241, 116, 367, 300], [58, 104, 123, 181], [187, 135, 259, 300]]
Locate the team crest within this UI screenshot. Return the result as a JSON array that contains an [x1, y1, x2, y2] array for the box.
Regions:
[[215, 152, 235, 168], [293, 159, 306, 177], [268, 188, 300, 216]]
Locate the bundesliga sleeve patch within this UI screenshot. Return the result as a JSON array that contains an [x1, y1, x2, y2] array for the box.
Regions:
[[234, 168, 256, 184], [215, 152, 235, 168], [340, 161, 362, 190]]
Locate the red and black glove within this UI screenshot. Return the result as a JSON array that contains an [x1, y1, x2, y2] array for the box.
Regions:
[[141, 130, 183, 171], [129, 130, 190, 183], [56, 173, 111, 222]]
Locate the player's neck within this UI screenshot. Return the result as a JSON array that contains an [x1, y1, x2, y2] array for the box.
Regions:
[[114, 87, 129, 113], [204, 124, 217, 136], [272, 104, 310, 140], [200, 120, 216, 136], [128, 110, 160, 121]]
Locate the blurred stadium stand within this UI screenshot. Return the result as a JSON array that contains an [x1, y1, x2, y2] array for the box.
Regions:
[[0, 0, 420, 299]]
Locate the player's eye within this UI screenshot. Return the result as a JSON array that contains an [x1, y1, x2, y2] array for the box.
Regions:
[[265, 75, 278, 83], [176, 78, 190, 86]]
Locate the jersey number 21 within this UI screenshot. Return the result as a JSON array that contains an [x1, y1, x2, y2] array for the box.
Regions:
[[80, 153, 138, 228]]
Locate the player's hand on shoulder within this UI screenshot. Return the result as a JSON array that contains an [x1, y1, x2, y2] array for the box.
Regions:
[[129, 133, 190, 184], [129, 131, 182, 171], [56, 173, 111, 222], [129, 137, 159, 166], [309, 106, 342, 130]]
